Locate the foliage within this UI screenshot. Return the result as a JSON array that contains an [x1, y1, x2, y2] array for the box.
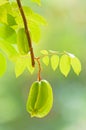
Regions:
[[0, 0, 81, 78], [0, 0, 82, 119]]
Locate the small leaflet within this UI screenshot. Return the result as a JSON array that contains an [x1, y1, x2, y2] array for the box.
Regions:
[[15, 54, 35, 77], [42, 56, 49, 66], [15, 57, 26, 77], [0, 23, 17, 44], [7, 14, 17, 26], [0, 39, 18, 56], [26, 55, 35, 74], [71, 56, 81, 75], [51, 55, 59, 71], [65, 51, 81, 75], [59, 54, 71, 77], [29, 21, 41, 44], [31, 13, 47, 26]]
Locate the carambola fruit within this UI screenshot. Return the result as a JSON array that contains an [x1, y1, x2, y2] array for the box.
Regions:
[[26, 80, 53, 118]]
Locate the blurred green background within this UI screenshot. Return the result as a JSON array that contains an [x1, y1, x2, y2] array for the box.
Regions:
[[0, 0, 86, 130]]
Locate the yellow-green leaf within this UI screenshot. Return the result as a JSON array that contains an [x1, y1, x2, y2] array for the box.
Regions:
[[15, 57, 26, 77], [7, 13, 17, 26], [29, 21, 41, 43], [15, 54, 35, 77], [0, 23, 17, 44], [26, 55, 35, 74], [0, 3, 12, 24], [31, 13, 47, 26], [31, 0, 41, 6], [10, 2, 23, 26], [24, 6, 47, 26], [0, 39, 18, 56], [51, 55, 59, 71], [0, 0, 8, 6], [0, 53, 6, 77], [71, 57, 81, 75], [59, 54, 71, 77], [42, 56, 49, 66]]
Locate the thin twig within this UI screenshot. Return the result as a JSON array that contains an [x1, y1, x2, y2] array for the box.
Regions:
[[16, 0, 35, 67], [35, 57, 41, 81]]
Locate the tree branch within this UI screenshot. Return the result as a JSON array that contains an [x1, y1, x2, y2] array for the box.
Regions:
[[16, 0, 35, 67]]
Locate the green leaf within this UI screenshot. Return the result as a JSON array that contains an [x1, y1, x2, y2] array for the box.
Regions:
[[0, 53, 6, 77], [31, 13, 47, 26], [0, 23, 17, 44], [15, 57, 26, 77], [59, 54, 71, 77], [26, 55, 35, 74], [40, 50, 48, 55], [0, 3, 12, 24], [29, 21, 41, 43], [31, 0, 41, 6], [0, 39, 18, 56], [23, 6, 47, 43], [0, 0, 8, 6], [66, 52, 82, 75], [15, 54, 35, 77], [42, 56, 49, 66], [51, 55, 59, 71], [24, 6, 47, 26], [7, 14, 17, 26], [71, 57, 81, 75], [10, 2, 23, 27], [0, 2, 47, 44]]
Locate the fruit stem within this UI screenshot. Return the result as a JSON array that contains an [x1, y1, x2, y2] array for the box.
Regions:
[[35, 57, 41, 81], [16, 0, 35, 67]]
